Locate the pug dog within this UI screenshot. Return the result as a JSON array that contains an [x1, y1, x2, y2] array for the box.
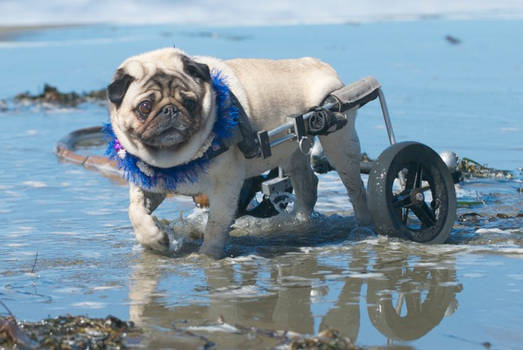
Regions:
[[107, 48, 371, 258]]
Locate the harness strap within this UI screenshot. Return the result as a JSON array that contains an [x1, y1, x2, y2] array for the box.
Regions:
[[229, 92, 260, 159], [207, 91, 260, 160]]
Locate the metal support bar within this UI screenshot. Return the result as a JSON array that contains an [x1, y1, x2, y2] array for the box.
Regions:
[[268, 121, 294, 138], [377, 88, 405, 185], [270, 133, 296, 148], [378, 88, 396, 145]]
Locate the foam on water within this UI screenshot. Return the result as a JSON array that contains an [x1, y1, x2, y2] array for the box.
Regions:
[[71, 301, 107, 309], [184, 322, 240, 334], [210, 285, 267, 299], [165, 207, 366, 257], [21, 181, 48, 188]]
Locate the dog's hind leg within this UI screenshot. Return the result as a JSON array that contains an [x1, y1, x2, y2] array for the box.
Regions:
[[319, 109, 371, 226], [285, 149, 318, 218]]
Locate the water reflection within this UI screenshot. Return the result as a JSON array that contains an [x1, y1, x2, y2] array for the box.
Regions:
[[366, 245, 461, 342], [128, 241, 462, 347]]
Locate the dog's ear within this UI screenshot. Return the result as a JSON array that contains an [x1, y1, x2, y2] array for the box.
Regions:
[[107, 69, 135, 108], [182, 56, 211, 82]]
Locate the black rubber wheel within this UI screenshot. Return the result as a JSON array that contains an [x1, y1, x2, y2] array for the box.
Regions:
[[367, 142, 456, 243]]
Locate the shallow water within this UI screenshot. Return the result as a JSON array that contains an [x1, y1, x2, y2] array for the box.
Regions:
[[0, 21, 522, 349]]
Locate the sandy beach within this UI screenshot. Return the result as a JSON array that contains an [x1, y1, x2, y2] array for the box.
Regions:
[[0, 25, 65, 40], [0, 25, 31, 39]]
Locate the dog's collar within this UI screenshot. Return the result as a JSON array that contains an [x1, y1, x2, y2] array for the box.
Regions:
[[104, 70, 239, 192]]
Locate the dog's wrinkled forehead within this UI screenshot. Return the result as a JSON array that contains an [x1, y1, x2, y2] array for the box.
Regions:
[[123, 49, 185, 80], [108, 48, 210, 108]]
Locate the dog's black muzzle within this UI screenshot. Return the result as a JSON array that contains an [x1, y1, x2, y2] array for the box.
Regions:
[[159, 104, 179, 119]]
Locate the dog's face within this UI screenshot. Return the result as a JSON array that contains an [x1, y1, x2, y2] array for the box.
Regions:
[[108, 48, 216, 168]]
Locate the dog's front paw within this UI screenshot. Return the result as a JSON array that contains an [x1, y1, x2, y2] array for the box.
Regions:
[[136, 229, 171, 254]]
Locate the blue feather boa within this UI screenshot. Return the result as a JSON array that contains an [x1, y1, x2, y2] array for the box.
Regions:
[[104, 70, 239, 192]]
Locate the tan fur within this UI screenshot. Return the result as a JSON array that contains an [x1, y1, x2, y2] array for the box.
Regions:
[[109, 48, 371, 258]]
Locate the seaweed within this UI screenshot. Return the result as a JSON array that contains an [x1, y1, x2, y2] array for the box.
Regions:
[[0, 314, 141, 350], [289, 329, 364, 350], [13, 84, 107, 108], [457, 157, 514, 179]]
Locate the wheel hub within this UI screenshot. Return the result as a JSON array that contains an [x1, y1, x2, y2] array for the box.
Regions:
[[411, 190, 425, 204]]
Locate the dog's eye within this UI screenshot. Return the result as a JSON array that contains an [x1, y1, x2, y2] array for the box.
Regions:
[[182, 98, 197, 112], [137, 100, 153, 120]]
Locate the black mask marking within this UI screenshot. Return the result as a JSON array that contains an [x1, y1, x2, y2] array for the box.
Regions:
[[107, 70, 135, 108]]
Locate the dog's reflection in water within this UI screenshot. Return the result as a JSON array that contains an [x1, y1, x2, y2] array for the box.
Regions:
[[128, 240, 461, 347]]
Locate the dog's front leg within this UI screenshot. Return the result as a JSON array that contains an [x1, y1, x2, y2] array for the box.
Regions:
[[199, 178, 243, 259], [128, 183, 169, 253]]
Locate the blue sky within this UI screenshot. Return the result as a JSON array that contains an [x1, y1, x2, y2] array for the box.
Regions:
[[1, 0, 523, 26]]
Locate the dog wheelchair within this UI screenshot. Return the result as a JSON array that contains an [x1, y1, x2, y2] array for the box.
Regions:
[[56, 77, 458, 244], [232, 76, 458, 244]]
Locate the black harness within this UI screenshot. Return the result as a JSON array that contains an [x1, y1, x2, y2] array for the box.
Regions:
[[206, 91, 260, 160]]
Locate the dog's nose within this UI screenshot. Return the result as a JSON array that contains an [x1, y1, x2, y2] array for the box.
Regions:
[[160, 104, 178, 118]]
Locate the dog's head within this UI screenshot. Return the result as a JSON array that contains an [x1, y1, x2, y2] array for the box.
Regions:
[[107, 48, 216, 168]]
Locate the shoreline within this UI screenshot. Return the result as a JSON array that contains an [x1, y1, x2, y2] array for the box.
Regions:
[[0, 24, 71, 40], [0, 16, 522, 34], [0, 25, 38, 40]]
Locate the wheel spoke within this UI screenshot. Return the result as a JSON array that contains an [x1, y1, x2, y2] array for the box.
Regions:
[[404, 162, 423, 190], [395, 293, 405, 314], [404, 163, 418, 190], [420, 185, 431, 193], [411, 202, 436, 227], [415, 164, 423, 189], [406, 291, 422, 313], [402, 208, 409, 224], [392, 193, 412, 208]]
